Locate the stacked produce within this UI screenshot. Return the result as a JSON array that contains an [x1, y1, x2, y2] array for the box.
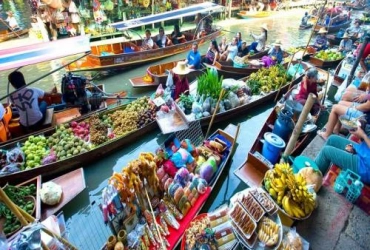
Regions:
[[48, 124, 90, 161], [88, 114, 109, 145], [70, 121, 90, 142], [314, 49, 344, 61], [137, 105, 157, 128], [23, 135, 48, 169], [247, 65, 291, 95], [264, 163, 316, 219]]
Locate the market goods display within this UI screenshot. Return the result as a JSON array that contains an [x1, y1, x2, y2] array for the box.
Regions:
[[0, 184, 36, 236], [314, 50, 344, 61], [39, 181, 63, 206], [257, 217, 279, 246], [229, 202, 257, 238], [238, 192, 265, 222], [88, 115, 109, 145], [250, 188, 276, 213], [278, 228, 304, 250], [23, 135, 48, 169], [0, 147, 24, 175], [298, 167, 323, 193], [247, 65, 291, 95], [70, 120, 90, 142], [264, 163, 316, 219]]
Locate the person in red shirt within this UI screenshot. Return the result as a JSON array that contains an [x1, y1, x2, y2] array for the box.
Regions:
[[172, 61, 191, 101], [356, 43, 370, 72], [294, 67, 322, 115]]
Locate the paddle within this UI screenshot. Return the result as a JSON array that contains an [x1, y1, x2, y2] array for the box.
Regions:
[[205, 89, 226, 139]]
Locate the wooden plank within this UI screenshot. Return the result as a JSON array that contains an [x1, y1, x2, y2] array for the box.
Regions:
[[52, 108, 81, 126], [41, 168, 86, 220]]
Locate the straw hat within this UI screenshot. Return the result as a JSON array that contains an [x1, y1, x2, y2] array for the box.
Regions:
[[173, 61, 190, 75], [342, 33, 350, 39], [318, 27, 328, 34], [273, 40, 283, 47], [6, 11, 14, 16], [261, 23, 268, 31]]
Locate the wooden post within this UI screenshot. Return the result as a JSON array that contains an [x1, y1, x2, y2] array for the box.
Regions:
[[281, 93, 316, 160], [228, 0, 232, 19], [152, 0, 155, 29]]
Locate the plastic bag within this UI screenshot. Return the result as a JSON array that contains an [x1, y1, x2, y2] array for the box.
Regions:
[[192, 101, 203, 115], [6, 146, 25, 164], [288, 64, 304, 78], [261, 56, 276, 67], [165, 72, 175, 99], [286, 227, 303, 250], [155, 84, 165, 97], [0, 163, 22, 176], [227, 92, 240, 109], [42, 149, 57, 165], [202, 97, 211, 113]]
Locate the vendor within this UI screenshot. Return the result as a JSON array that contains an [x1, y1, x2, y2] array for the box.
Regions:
[[313, 27, 328, 51], [172, 61, 191, 100], [338, 33, 353, 53], [8, 71, 57, 131], [5, 11, 20, 31], [268, 40, 284, 64]]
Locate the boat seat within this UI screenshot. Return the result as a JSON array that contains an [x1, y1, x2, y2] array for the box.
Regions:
[[42, 108, 54, 127]]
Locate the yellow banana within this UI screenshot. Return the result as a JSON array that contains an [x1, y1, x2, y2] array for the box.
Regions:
[[290, 200, 305, 218], [269, 188, 277, 200], [282, 196, 294, 217]]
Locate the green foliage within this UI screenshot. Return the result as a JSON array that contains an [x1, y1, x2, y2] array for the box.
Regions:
[[179, 94, 194, 109], [197, 68, 224, 99]]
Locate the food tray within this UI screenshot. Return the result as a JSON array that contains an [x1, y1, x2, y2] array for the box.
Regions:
[[228, 202, 257, 239], [156, 103, 189, 134], [232, 222, 258, 249], [249, 188, 277, 214], [238, 191, 265, 222]]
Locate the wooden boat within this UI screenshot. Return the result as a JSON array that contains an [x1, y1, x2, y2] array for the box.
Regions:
[[237, 11, 272, 19], [0, 29, 29, 43], [314, 19, 351, 33], [327, 34, 357, 46], [103, 123, 239, 249], [0, 63, 306, 185], [66, 3, 223, 72], [204, 51, 290, 79], [41, 168, 86, 220], [299, 24, 313, 30], [351, 5, 365, 10], [309, 54, 344, 69]]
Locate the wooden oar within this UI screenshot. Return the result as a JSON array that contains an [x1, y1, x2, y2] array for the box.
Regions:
[[205, 89, 226, 139], [321, 66, 331, 105], [0, 18, 21, 39]]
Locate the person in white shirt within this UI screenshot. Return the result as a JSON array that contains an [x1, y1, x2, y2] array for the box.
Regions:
[[221, 37, 238, 62], [156, 27, 171, 48], [8, 71, 57, 131], [5, 11, 20, 31], [141, 30, 154, 51], [249, 23, 268, 53]]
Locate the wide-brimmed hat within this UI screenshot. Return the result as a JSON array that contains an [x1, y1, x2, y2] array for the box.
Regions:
[[6, 11, 14, 15], [318, 27, 328, 34], [173, 61, 190, 75], [272, 40, 282, 47], [342, 33, 350, 39], [261, 24, 268, 31]]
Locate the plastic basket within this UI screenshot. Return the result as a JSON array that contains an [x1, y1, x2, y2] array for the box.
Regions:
[[333, 174, 347, 194], [346, 181, 364, 203]]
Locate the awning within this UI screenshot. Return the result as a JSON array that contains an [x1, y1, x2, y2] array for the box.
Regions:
[[0, 35, 91, 71], [110, 2, 224, 31]]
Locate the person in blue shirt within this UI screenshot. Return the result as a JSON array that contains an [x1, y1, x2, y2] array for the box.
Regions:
[[313, 27, 328, 51], [268, 40, 284, 64], [301, 12, 310, 26], [184, 42, 201, 69], [338, 33, 353, 53]]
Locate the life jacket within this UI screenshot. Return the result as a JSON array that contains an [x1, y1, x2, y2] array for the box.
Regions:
[[0, 105, 12, 142]]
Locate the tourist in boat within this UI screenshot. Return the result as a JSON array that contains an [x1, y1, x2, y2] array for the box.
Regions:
[[202, 40, 220, 65], [8, 71, 57, 131], [184, 42, 201, 69], [301, 12, 310, 26], [346, 20, 363, 38], [156, 27, 171, 48], [236, 32, 243, 48], [170, 24, 185, 45], [141, 30, 154, 51], [313, 28, 328, 51], [314, 127, 370, 185], [5, 11, 20, 31], [220, 37, 238, 62], [249, 24, 268, 53], [294, 68, 322, 115], [338, 33, 353, 53], [219, 36, 229, 54], [194, 13, 204, 34], [237, 41, 250, 57], [268, 40, 284, 64], [341, 70, 368, 102], [172, 61, 190, 101]]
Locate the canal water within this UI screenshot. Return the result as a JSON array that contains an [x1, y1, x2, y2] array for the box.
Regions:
[[0, 2, 355, 248]]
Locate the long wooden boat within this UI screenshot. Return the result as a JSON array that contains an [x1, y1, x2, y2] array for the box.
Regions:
[[0, 29, 29, 43], [309, 54, 344, 68], [204, 51, 290, 79], [0, 62, 308, 185], [351, 5, 365, 10], [237, 10, 272, 19], [299, 24, 313, 30], [41, 168, 86, 220], [327, 34, 357, 46], [66, 28, 222, 72], [103, 123, 239, 249], [313, 19, 351, 33]]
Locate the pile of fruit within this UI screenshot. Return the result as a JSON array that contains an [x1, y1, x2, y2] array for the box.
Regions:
[[70, 121, 90, 142], [88, 115, 109, 145], [247, 65, 291, 95], [314, 49, 344, 61], [264, 163, 316, 219], [22, 135, 48, 169]]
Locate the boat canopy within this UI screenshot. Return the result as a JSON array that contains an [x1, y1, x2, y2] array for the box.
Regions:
[[0, 35, 91, 71], [110, 2, 224, 31]]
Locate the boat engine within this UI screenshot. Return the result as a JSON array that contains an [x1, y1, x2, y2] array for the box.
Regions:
[[61, 73, 104, 114]]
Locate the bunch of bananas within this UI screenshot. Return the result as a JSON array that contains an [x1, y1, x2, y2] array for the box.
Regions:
[[257, 217, 280, 247], [247, 65, 290, 94], [264, 163, 316, 219]]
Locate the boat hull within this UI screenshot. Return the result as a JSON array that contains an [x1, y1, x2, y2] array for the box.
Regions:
[[299, 24, 313, 30], [313, 20, 351, 33], [0, 29, 29, 42], [237, 11, 271, 19], [67, 29, 222, 72], [309, 56, 343, 69]]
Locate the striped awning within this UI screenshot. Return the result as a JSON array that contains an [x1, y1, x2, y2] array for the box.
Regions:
[[110, 2, 224, 31], [0, 35, 91, 71]]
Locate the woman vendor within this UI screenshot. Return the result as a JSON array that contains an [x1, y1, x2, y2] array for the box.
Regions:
[[338, 33, 353, 53], [249, 24, 268, 53], [313, 28, 328, 51], [172, 61, 191, 100], [315, 127, 370, 185], [268, 40, 284, 64], [294, 68, 322, 115]]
